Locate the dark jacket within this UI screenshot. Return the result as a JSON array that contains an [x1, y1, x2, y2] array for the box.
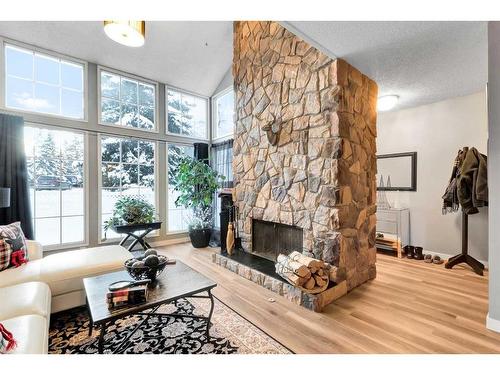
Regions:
[[457, 147, 488, 215]]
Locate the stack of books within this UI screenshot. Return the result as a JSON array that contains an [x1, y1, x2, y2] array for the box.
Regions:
[[106, 285, 148, 309]]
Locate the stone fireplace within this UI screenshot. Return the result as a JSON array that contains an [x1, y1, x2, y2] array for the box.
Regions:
[[214, 21, 378, 310]]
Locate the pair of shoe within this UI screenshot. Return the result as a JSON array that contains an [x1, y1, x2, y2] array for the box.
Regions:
[[404, 245, 424, 260], [424, 254, 444, 264]]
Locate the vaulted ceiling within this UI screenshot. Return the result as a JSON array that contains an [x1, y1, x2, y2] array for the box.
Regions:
[[0, 21, 233, 97], [0, 21, 488, 110]]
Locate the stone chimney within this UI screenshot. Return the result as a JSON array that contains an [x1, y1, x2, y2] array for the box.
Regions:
[[232, 21, 378, 292]]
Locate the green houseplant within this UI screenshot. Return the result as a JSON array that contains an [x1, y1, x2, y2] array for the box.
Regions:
[[103, 195, 155, 239], [171, 156, 224, 248]]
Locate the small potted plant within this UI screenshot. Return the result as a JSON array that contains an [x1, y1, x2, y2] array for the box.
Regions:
[[171, 156, 224, 248], [103, 195, 156, 238]]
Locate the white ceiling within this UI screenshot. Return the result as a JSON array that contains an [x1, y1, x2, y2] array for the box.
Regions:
[[284, 21, 488, 110], [0, 21, 489, 109], [0, 21, 233, 97]]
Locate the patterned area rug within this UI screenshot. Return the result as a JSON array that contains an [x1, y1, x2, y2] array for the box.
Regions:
[[49, 297, 291, 354]]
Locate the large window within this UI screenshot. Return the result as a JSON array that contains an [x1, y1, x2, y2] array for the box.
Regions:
[[100, 136, 156, 239], [24, 126, 86, 247], [167, 144, 194, 232], [212, 88, 234, 139], [4, 44, 85, 119], [99, 69, 156, 131], [167, 88, 207, 139]]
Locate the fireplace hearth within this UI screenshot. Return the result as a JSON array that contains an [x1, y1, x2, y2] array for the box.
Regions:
[[252, 219, 303, 261]]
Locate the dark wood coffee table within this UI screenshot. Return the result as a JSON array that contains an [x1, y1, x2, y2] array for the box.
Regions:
[[83, 260, 217, 354]]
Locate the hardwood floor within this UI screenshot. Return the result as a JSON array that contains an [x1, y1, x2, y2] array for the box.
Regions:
[[157, 243, 500, 353]]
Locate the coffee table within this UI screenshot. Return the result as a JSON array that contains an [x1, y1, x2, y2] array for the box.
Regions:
[[83, 260, 217, 354]]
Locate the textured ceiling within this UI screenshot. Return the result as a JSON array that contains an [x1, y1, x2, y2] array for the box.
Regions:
[[0, 21, 233, 97], [0, 21, 489, 108], [285, 21, 488, 110]]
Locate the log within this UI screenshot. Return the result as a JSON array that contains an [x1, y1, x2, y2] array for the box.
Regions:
[[276, 254, 311, 278], [288, 251, 325, 269], [275, 262, 308, 286], [303, 276, 316, 290], [313, 274, 327, 287]]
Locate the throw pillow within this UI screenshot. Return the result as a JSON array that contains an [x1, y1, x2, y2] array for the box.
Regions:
[[0, 239, 12, 271], [0, 323, 17, 354], [0, 222, 29, 262]]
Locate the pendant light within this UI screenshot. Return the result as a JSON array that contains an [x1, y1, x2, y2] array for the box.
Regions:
[[104, 21, 145, 47]]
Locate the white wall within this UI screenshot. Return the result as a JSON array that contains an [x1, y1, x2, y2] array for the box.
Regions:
[[487, 21, 500, 331], [377, 91, 488, 262]]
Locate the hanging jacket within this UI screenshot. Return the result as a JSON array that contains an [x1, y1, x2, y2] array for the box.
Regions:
[[442, 149, 465, 214], [457, 147, 488, 215]]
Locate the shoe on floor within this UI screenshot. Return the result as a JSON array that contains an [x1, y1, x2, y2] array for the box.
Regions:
[[405, 245, 414, 259], [433, 255, 444, 264], [424, 254, 433, 263], [414, 246, 424, 260]]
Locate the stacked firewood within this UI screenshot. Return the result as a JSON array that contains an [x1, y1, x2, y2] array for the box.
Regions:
[[275, 251, 330, 294]]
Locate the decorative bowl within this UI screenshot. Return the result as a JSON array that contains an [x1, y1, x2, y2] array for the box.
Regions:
[[124, 255, 168, 282]]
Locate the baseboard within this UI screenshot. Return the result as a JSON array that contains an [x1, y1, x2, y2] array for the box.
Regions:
[[417, 250, 489, 269], [487, 313, 500, 333], [149, 236, 190, 247]]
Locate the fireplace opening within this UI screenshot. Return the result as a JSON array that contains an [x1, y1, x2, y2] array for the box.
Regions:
[[252, 219, 303, 261]]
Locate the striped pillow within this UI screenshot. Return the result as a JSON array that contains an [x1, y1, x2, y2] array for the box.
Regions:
[[0, 222, 28, 261], [0, 239, 12, 271]]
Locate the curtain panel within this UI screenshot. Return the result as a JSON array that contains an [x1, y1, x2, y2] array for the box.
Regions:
[[0, 113, 34, 238]]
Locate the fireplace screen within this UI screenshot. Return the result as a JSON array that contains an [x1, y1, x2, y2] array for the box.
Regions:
[[252, 219, 303, 261]]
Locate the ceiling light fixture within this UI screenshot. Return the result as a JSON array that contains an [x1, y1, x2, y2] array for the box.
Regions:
[[104, 21, 145, 47], [377, 95, 399, 112]]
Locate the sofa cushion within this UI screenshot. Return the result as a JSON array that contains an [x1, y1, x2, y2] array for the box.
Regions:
[[0, 238, 12, 271], [40, 245, 130, 296], [0, 222, 29, 261], [0, 282, 51, 321], [2, 315, 48, 354], [0, 260, 41, 289]]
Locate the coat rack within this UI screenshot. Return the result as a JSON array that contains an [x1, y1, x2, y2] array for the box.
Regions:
[[444, 146, 485, 276], [444, 211, 485, 275]]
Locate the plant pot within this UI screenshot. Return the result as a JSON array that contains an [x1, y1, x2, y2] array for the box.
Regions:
[[189, 228, 212, 248]]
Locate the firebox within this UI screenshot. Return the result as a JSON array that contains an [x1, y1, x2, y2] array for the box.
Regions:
[[251, 219, 303, 261]]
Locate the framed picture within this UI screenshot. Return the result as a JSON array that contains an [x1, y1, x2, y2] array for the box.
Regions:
[[377, 152, 417, 191]]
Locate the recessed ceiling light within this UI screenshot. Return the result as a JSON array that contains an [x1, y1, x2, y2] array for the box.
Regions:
[[377, 95, 399, 112], [104, 21, 145, 47]]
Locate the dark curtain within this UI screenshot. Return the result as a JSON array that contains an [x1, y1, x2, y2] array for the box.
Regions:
[[211, 139, 233, 188], [210, 139, 234, 245], [0, 114, 34, 239]]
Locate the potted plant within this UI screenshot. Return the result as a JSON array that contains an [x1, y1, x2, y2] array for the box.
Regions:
[[103, 195, 156, 238], [171, 156, 224, 248]]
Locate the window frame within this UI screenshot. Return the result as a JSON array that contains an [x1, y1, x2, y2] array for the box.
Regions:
[[97, 134, 160, 244], [24, 122, 89, 252], [0, 37, 88, 122], [165, 85, 209, 141], [97, 65, 159, 134], [211, 85, 235, 142], [166, 142, 196, 234]]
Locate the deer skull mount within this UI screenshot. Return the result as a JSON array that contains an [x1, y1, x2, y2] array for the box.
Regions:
[[261, 116, 282, 146]]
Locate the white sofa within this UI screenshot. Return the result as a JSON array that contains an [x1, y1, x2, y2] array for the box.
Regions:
[[0, 240, 131, 354]]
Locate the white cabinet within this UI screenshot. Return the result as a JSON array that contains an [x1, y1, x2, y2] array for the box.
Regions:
[[376, 208, 410, 258]]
